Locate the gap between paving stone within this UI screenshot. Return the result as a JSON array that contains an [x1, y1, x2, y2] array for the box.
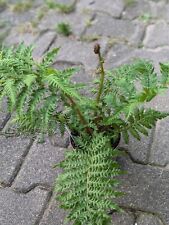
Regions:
[[0, 186, 51, 225], [143, 21, 169, 48], [77, 0, 125, 19], [126, 207, 166, 225], [49, 36, 108, 75], [136, 212, 166, 225], [0, 113, 11, 131], [38, 8, 92, 38], [12, 138, 66, 192], [39, 193, 135, 225], [4, 26, 40, 46], [33, 31, 57, 59], [119, 128, 154, 165], [84, 12, 145, 47], [9, 138, 35, 186], [0, 135, 34, 186], [117, 156, 169, 224]]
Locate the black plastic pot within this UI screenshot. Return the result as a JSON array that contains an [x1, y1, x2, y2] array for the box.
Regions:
[[70, 131, 121, 149]]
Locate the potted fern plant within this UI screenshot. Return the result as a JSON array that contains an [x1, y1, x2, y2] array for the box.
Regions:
[[0, 43, 169, 225]]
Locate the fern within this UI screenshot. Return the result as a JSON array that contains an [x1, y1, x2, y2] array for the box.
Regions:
[[119, 108, 169, 143], [55, 133, 122, 225], [0, 43, 169, 225], [0, 44, 85, 135]]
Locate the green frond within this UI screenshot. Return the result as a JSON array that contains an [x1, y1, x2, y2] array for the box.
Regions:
[[22, 74, 37, 87], [55, 133, 122, 225], [0, 43, 84, 135], [1, 43, 169, 225], [160, 62, 169, 86], [0, 79, 16, 111], [102, 59, 169, 121], [42, 47, 60, 67], [43, 72, 83, 101], [120, 108, 169, 143]]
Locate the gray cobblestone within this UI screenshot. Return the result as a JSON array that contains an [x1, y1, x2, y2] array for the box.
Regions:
[[137, 213, 164, 225], [85, 14, 144, 46], [147, 89, 169, 112], [0, 136, 32, 185], [5, 27, 39, 46], [0, 100, 8, 129], [119, 130, 153, 164], [0, 9, 35, 27], [54, 0, 76, 5], [0, 112, 6, 129], [112, 211, 135, 225], [53, 62, 93, 84], [122, 0, 151, 20], [149, 1, 169, 22], [38, 10, 91, 37], [0, 187, 50, 225], [39, 197, 68, 225], [117, 156, 169, 225], [105, 44, 169, 70], [12, 138, 65, 191], [50, 36, 107, 74], [33, 31, 57, 59], [143, 21, 169, 48], [150, 118, 169, 167], [39, 199, 135, 225], [77, 0, 124, 18]]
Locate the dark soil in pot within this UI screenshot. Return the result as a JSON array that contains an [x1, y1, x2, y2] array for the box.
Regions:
[[70, 130, 121, 149]]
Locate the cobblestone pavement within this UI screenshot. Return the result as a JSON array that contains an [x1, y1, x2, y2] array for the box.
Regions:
[[1, 0, 169, 224]]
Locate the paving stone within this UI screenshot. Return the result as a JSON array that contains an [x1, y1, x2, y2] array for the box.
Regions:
[[12, 138, 65, 191], [105, 44, 169, 70], [85, 14, 144, 46], [149, 118, 169, 167], [77, 0, 124, 18], [50, 36, 107, 74], [0, 2, 7, 12], [33, 31, 57, 59], [40, 198, 134, 225], [0, 112, 7, 130], [49, 130, 70, 148], [39, 197, 68, 225], [137, 213, 163, 225], [149, 1, 169, 22], [143, 21, 169, 48], [0, 99, 8, 129], [0, 113, 11, 131], [122, 0, 151, 20], [53, 0, 76, 5], [5, 27, 39, 46], [111, 211, 135, 225], [0, 20, 11, 45], [0, 9, 36, 27], [105, 44, 135, 69], [119, 130, 153, 164], [0, 187, 50, 225], [117, 156, 169, 225], [133, 47, 169, 72], [0, 136, 32, 185], [2, 0, 169, 224], [53, 61, 94, 84], [147, 89, 169, 112], [38, 9, 91, 37]]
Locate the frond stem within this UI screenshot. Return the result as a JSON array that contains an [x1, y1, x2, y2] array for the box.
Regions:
[[65, 94, 93, 135], [96, 50, 105, 104]]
